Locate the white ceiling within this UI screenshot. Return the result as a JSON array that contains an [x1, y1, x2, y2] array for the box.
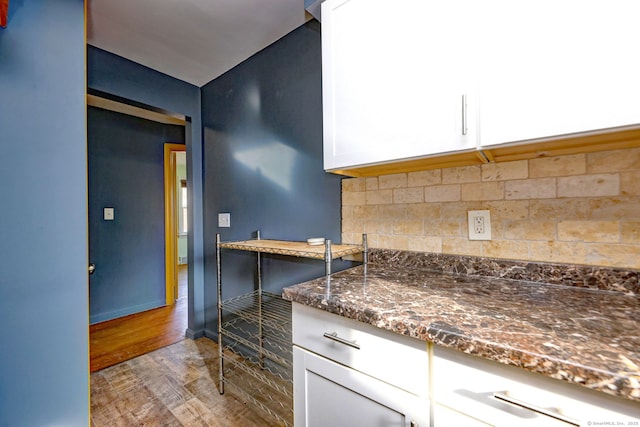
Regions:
[[87, 0, 311, 87]]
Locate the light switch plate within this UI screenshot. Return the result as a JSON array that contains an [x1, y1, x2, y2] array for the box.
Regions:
[[468, 210, 491, 240], [218, 213, 230, 228], [104, 207, 115, 221]]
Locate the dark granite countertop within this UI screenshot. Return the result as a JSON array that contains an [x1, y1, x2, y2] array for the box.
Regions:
[[282, 255, 640, 403]]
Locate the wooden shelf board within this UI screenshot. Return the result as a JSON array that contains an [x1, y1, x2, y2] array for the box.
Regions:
[[218, 239, 363, 260]]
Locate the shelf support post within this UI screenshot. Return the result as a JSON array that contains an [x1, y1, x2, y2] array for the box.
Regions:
[[216, 233, 224, 394]]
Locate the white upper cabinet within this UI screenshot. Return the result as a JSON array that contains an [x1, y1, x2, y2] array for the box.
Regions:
[[477, 0, 640, 147], [322, 0, 640, 173], [322, 0, 478, 171]]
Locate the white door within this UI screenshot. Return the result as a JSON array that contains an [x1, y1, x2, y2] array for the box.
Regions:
[[478, 0, 640, 147], [322, 0, 478, 171]]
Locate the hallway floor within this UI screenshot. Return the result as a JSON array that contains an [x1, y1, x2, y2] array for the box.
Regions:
[[90, 265, 189, 372], [90, 338, 280, 426]]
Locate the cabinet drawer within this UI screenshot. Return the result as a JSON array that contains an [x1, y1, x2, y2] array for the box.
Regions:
[[292, 303, 428, 397], [432, 346, 640, 426]]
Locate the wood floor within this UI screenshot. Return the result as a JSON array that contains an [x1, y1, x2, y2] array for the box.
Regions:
[[90, 265, 189, 372], [90, 338, 282, 426], [89, 265, 289, 425]]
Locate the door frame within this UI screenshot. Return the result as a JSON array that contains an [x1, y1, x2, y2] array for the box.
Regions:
[[164, 143, 186, 305]]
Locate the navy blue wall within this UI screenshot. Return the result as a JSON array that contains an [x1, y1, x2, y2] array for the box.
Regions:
[[202, 21, 351, 335], [0, 1, 88, 425], [88, 107, 185, 323], [87, 46, 206, 337]]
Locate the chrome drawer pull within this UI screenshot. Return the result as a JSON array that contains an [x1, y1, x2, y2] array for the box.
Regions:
[[323, 332, 360, 349], [493, 392, 579, 426]]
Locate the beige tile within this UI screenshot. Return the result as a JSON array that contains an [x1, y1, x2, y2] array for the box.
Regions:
[[353, 205, 378, 221], [557, 174, 619, 198], [505, 178, 556, 200], [588, 197, 640, 220], [378, 204, 408, 220], [461, 181, 504, 201], [440, 201, 481, 219], [482, 160, 528, 181], [529, 241, 587, 265], [425, 184, 461, 202], [343, 191, 366, 206], [342, 205, 353, 220], [620, 171, 640, 196], [365, 177, 379, 190], [366, 219, 393, 235], [586, 244, 640, 269], [424, 219, 462, 237], [529, 199, 589, 220], [366, 189, 393, 205], [483, 240, 529, 261], [393, 219, 424, 236], [442, 165, 481, 184], [379, 173, 408, 189], [393, 187, 424, 204], [483, 201, 529, 221], [378, 235, 409, 250], [408, 236, 442, 252], [342, 218, 365, 234], [342, 177, 366, 192], [341, 232, 359, 245], [442, 238, 483, 257], [529, 154, 586, 177], [587, 148, 640, 173], [408, 169, 441, 187], [363, 233, 380, 248], [557, 220, 619, 243], [407, 203, 442, 220], [504, 221, 555, 241], [621, 221, 640, 244]]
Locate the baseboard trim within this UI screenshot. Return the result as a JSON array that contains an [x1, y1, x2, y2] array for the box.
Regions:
[[89, 299, 165, 325], [185, 328, 205, 340]]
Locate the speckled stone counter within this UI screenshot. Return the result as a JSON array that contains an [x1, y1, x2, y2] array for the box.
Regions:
[[282, 250, 640, 403]]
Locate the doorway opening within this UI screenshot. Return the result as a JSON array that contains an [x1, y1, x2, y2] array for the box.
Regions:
[[87, 93, 189, 372]]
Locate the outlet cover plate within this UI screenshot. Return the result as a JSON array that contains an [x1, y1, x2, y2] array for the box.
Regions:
[[468, 210, 491, 240], [218, 212, 231, 228], [104, 207, 115, 221]]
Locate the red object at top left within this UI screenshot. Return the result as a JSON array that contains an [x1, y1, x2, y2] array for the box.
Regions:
[[1, 0, 8, 28]]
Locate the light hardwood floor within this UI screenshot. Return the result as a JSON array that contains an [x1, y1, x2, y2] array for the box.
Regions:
[[90, 265, 189, 372]]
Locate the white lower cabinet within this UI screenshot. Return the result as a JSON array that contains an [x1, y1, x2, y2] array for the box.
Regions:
[[292, 303, 429, 427], [292, 303, 640, 426], [432, 345, 640, 426], [294, 347, 429, 427]]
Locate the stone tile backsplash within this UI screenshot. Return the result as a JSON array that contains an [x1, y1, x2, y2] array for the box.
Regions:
[[342, 147, 640, 269]]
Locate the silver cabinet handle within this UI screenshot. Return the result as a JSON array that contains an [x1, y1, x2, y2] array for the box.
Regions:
[[493, 392, 579, 426], [323, 332, 360, 349], [461, 94, 468, 135]]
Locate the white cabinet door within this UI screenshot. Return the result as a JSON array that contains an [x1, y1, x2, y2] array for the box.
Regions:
[[322, 0, 478, 171], [293, 346, 430, 427], [479, 0, 640, 147]]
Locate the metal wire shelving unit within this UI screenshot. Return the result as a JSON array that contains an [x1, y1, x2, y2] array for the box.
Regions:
[[216, 231, 367, 426]]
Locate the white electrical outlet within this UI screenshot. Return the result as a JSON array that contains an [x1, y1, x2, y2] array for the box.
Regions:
[[468, 210, 491, 240], [218, 213, 231, 228]]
